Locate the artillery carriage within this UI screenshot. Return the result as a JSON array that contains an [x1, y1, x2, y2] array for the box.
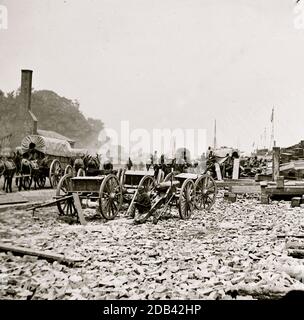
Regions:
[[133, 172, 217, 224], [119, 170, 157, 216]]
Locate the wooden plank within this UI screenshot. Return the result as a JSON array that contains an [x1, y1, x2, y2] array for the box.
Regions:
[[0, 243, 84, 265], [215, 163, 222, 181], [124, 170, 154, 176], [280, 162, 294, 172], [255, 174, 272, 182], [265, 186, 304, 196], [277, 234, 304, 239], [230, 185, 261, 194], [232, 158, 240, 180], [72, 193, 87, 225], [216, 179, 258, 188], [276, 176, 284, 189], [71, 176, 105, 181], [288, 249, 304, 259], [272, 147, 280, 181]]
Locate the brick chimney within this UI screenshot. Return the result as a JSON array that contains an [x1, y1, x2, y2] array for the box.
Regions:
[[20, 69, 37, 134], [21, 70, 33, 111]]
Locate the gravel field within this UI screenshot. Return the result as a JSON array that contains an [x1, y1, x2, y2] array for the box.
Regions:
[[1, 193, 304, 300]]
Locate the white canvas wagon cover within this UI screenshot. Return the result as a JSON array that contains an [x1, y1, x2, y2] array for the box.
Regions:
[[21, 135, 73, 157]]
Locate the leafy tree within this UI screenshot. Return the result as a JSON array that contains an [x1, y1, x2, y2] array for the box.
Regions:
[[0, 89, 104, 149]]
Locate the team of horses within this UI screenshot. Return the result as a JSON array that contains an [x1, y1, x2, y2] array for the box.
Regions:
[[0, 153, 105, 193], [0, 151, 210, 193]]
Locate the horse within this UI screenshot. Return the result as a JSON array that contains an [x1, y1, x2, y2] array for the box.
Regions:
[[30, 160, 40, 190], [84, 154, 101, 176], [0, 158, 16, 193], [17, 158, 32, 191], [74, 157, 85, 175]]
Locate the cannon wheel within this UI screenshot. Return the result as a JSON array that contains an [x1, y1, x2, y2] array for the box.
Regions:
[[77, 168, 85, 177], [99, 174, 122, 220], [178, 179, 195, 219], [194, 174, 217, 210], [49, 159, 62, 188], [64, 165, 73, 176], [56, 173, 77, 217], [138, 175, 155, 195]]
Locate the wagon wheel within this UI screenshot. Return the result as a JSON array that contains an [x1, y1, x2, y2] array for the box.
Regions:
[[49, 159, 62, 188], [77, 168, 85, 177], [99, 174, 123, 220], [37, 175, 46, 188], [178, 179, 195, 219], [64, 165, 73, 176], [194, 174, 217, 210], [139, 175, 156, 195], [56, 173, 77, 217]]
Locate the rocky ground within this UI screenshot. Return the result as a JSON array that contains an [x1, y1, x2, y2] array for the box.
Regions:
[[1, 192, 304, 300]]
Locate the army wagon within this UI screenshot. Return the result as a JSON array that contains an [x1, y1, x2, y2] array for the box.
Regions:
[[21, 134, 76, 188], [55, 173, 122, 220]]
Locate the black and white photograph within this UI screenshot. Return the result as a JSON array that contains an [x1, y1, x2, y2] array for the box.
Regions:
[[1, 0, 304, 312]]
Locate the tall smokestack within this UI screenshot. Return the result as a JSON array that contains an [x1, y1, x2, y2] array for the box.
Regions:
[[21, 70, 33, 111]]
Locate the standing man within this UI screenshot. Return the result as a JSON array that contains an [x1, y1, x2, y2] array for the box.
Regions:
[[127, 157, 133, 170]]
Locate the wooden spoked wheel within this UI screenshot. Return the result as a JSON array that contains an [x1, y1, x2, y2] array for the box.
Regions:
[[138, 175, 155, 196], [56, 174, 77, 217], [99, 174, 122, 220], [64, 165, 73, 176], [49, 159, 62, 188], [194, 174, 217, 210], [77, 168, 85, 177], [178, 179, 195, 219]]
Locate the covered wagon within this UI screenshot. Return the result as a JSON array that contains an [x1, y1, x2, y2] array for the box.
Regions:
[[21, 135, 76, 188]]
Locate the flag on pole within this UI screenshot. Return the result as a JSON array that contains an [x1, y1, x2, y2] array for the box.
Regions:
[[270, 107, 274, 122]]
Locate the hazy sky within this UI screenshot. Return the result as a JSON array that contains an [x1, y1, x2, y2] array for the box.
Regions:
[[1, 0, 304, 153]]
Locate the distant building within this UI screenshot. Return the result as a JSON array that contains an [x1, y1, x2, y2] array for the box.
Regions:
[[0, 70, 76, 156]]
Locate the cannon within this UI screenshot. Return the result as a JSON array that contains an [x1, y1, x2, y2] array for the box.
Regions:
[[120, 170, 157, 217], [133, 172, 217, 224]]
